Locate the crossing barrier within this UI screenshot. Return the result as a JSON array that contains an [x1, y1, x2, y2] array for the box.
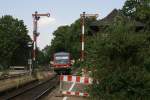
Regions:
[[61, 91, 89, 97], [59, 75, 93, 97], [60, 75, 92, 84]]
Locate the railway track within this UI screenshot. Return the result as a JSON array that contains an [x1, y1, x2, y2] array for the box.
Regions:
[[0, 67, 80, 100], [0, 74, 59, 100]]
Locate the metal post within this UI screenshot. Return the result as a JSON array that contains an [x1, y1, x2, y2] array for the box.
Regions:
[[32, 11, 50, 69], [32, 11, 40, 68], [28, 41, 33, 75], [59, 74, 63, 93], [81, 12, 85, 61], [33, 34, 36, 61], [29, 50, 32, 75], [80, 12, 98, 62]]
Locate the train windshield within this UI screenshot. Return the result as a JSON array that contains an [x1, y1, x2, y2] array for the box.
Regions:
[[55, 56, 69, 64]]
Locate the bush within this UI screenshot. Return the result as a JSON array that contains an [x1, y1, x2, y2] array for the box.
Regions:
[[86, 32, 150, 100]]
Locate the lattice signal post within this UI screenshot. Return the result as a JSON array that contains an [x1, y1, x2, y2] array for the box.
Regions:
[[32, 11, 50, 68], [80, 12, 98, 61]]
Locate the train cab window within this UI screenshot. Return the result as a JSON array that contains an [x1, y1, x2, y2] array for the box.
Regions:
[[55, 56, 69, 64]]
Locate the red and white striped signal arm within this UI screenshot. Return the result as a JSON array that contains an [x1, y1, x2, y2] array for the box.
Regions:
[[60, 75, 93, 84]]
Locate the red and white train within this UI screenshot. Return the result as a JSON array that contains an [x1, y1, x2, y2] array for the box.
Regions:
[[51, 52, 72, 74]]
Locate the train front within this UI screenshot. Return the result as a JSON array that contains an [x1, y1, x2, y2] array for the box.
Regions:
[[52, 52, 72, 74]]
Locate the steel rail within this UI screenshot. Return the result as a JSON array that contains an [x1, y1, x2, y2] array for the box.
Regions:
[[1, 74, 58, 100]]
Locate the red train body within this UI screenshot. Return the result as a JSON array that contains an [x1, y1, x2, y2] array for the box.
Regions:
[[52, 52, 72, 74]]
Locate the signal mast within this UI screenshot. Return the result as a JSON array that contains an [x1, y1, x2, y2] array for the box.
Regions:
[[32, 11, 50, 67], [80, 12, 98, 61]]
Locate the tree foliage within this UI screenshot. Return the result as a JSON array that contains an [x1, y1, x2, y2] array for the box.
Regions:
[[122, 0, 150, 30], [87, 32, 150, 99], [0, 15, 30, 68], [39, 0, 150, 99], [36, 46, 51, 66], [85, 1, 150, 99], [48, 18, 96, 60]]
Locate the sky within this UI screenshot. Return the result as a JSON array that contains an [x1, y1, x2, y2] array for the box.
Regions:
[[0, 0, 126, 49]]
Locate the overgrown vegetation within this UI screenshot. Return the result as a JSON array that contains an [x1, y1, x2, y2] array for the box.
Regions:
[[87, 32, 150, 99], [42, 0, 150, 99], [0, 0, 149, 99], [41, 18, 96, 64], [0, 15, 30, 69], [86, 0, 150, 99]]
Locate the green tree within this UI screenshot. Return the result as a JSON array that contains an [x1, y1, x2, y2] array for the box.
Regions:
[[122, 0, 150, 30], [87, 32, 150, 99], [81, 4, 150, 99], [36, 46, 52, 66], [50, 25, 71, 53], [0, 15, 30, 68], [49, 18, 97, 60], [122, 0, 139, 17]]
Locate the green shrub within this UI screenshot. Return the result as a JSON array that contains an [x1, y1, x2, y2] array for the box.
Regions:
[[86, 32, 150, 100]]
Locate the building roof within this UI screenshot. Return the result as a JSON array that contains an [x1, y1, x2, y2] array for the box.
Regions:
[[90, 9, 145, 32], [91, 9, 120, 27]]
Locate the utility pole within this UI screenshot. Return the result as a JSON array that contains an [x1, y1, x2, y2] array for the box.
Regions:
[[32, 11, 50, 68], [80, 12, 98, 61]]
